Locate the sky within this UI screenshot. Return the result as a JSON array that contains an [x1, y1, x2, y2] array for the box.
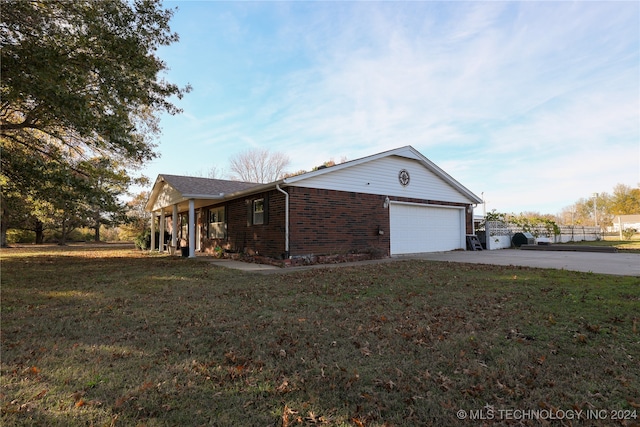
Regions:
[[144, 0, 640, 215]]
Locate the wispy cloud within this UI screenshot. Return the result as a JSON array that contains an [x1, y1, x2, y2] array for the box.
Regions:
[[155, 1, 639, 213]]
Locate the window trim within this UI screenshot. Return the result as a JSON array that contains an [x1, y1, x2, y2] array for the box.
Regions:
[[208, 206, 226, 239], [252, 198, 264, 225]]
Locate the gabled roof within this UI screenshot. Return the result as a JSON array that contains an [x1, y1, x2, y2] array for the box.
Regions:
[[613, 214, 640, 222], [160, 175, 259, 198], [144, 174, 262, 212], [283, 146, 483, 204], [146, 145, 482, 212]]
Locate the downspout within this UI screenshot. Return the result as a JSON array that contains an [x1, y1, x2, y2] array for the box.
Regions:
[[471, 204, 476, 235], [275, 184, 289, 258]]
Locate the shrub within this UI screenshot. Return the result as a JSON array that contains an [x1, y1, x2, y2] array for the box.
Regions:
[[135, 229, 151, 250], [622, 227, 637, 241], [6, 229, 36, 244]]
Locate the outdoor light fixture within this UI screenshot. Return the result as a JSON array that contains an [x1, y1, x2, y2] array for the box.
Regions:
[[383, 196, 390, 208]]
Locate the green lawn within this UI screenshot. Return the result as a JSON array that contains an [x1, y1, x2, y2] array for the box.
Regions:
[[565, 239, 640, 252], [1, 245, 639, 426]]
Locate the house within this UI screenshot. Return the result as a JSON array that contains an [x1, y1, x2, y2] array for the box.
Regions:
[[609, 214, 640, 233], [144, 146, 483, 259]]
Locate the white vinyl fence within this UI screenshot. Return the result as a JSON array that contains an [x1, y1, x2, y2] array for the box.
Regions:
[[481, 221, 601, 250]]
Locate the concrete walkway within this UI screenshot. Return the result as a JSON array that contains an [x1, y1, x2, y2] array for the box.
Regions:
[[204, 250, 640, 277], [205, 258, 283, 272]]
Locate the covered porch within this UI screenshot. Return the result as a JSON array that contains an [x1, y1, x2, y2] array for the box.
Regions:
[[145, 174, 262, 258], [148, 199, 202, 258]]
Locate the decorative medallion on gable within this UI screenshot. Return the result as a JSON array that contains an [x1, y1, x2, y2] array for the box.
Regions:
[[398, 169, 410, 187]]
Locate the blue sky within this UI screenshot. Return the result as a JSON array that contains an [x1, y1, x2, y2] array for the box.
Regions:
[[145, 1, 639, 215]]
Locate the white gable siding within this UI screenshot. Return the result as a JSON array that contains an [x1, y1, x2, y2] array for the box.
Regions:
[[289, 156, 472, 203], [149, 182, 184, 212]]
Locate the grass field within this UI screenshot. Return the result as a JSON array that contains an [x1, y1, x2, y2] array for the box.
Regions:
[[569, 239, 640, 253], [1, 245, 639, 426]]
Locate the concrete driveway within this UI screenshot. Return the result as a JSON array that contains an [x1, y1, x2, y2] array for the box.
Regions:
[[404, 249, 640, 277], [206, 249, 640, 276]]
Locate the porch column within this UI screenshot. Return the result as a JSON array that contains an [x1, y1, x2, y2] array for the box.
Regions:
[[158, 208, 165, 252], [150, 212, 156, 252], [188, 199, 195, 258], [172, 204, 178, 249]]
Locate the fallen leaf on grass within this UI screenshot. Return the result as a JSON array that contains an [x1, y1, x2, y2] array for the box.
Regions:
[[282, 404, 297, 427], [114, 396, 128, 408], [585, 323, 600, 333], [616, 376, 631, 387], [276, 379, 290, 393], [138, 381, 154, 392], [305, 411, 322, 424], [496, 380, 514, 395], [33, 389, 48, 399], [351, 418, 366, 427], [574, 333, 587, 343], [76, 399, 102, 408], [463, 384, 484, 396]]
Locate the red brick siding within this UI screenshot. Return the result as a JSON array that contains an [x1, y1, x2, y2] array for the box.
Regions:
[[199, 187, 473, 258], [201, 190, 287, 259], [288, 187, 390, 257]]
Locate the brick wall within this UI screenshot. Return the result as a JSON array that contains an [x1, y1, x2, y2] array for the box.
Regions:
[[288, 187, 390, 257], [201, 190, 288, 259], [199, 187, 473, 259]]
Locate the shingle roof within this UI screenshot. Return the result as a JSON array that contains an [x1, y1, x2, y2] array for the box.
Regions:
[[613, 214, 640, 222], [160, 175, 260, 197]]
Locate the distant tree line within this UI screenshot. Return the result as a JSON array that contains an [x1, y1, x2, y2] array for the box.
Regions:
[[558, 183, 640, 227], [479, 183, 640, 238]]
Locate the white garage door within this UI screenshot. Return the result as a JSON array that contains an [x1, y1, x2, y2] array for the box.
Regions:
[[390, 203, 464, 254]]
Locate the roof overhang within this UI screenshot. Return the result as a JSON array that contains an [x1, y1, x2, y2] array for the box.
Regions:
[[145, 175, 282, 213], [145, 145, 483, 213]]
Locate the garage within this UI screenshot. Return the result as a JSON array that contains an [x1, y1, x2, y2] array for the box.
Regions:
[[390, 203, 465, 255]]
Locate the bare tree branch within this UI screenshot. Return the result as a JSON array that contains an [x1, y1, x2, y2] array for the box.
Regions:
[[229, 148, 290, 183]]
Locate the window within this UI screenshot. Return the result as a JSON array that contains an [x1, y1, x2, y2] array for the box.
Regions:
[[253, 198, 264, 225], [247, 196, 268, 226], [208, 207, 226, 239], [180, 213, 188, 240]]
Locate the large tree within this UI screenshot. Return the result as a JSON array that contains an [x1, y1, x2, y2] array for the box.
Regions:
[[80, 157, 145, 242], [0, 183, 50, 244], [609, 184, 640, 215], [119, 191, 152, 243], [560, 184, 640, 227], [0, 0, 188, 246], [229, 148, 290, 183]]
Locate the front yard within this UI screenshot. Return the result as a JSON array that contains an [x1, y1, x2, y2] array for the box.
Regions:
[[1, 245, 639, 426]]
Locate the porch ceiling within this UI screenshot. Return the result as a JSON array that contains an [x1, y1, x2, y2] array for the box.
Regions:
[[159, 198, 223, 214]]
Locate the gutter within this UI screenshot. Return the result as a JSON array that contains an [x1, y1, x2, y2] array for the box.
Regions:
[[275, 184, 290, 258]]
